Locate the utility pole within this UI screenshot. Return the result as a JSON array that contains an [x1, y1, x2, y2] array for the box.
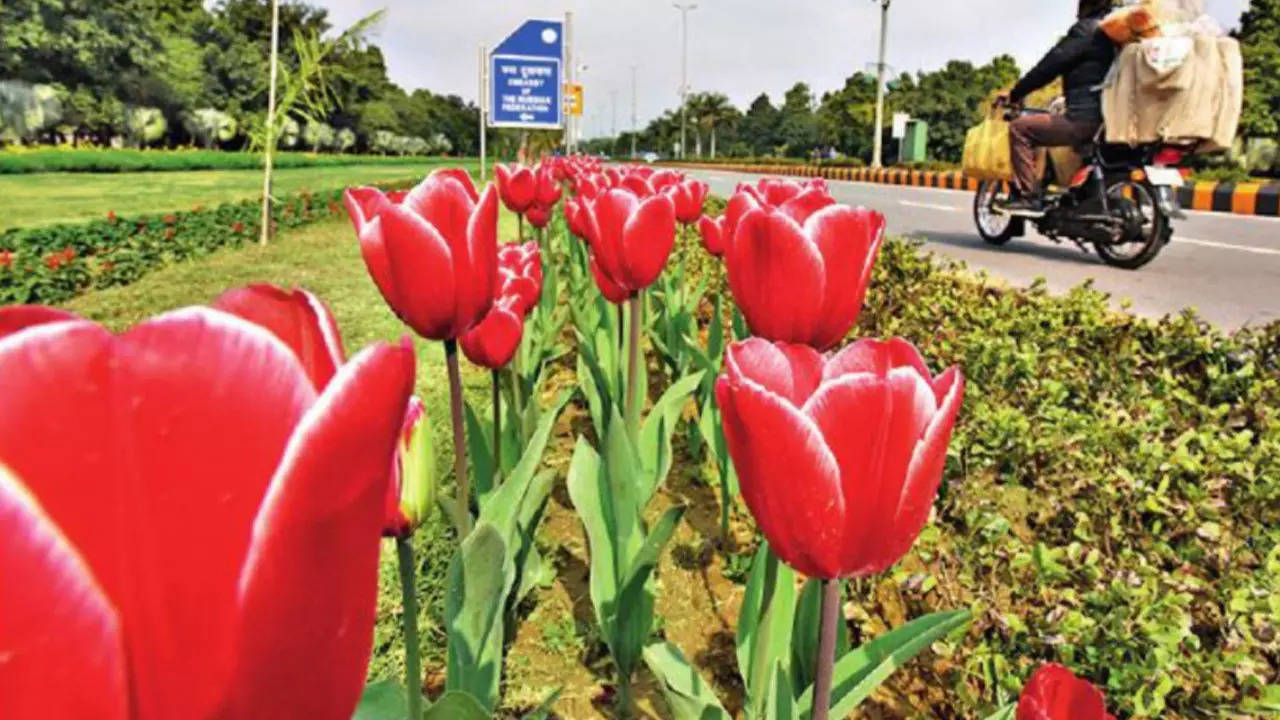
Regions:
[[565, 11, 574, 153], [610, 90, 618, 155], [630, 65, 638, 159], [673, 3, 696, 159], [871, 0, 891, 168], [478, 44, 487, 180]]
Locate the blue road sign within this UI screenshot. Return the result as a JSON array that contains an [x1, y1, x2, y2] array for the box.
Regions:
[[489, 19, 564, 129]]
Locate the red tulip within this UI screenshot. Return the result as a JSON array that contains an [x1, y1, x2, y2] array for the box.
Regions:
[[620, 174, 656, 198], [534, 166, 563, 207], [738, 177, 829, 207], [574, 175, 602, 200], [726, 204, 885, 350], [698, 215, 729, 257], [580, 189, 677, 300], [716, 337, 963, 579], [495, 163, 537, 214], [0, 307, 414, 718], [526, 203, 552, 229], [649, 169, 684, 193], [497, 241, 543, 316], [212, 284, 346, 391], [459, 295, 524, 369], [345, 169, 499, 341], [666, 180, 710, 225], [565, 197, 590, 239], [1017, 664, 1116, 720], [0, 305, 79, 340]]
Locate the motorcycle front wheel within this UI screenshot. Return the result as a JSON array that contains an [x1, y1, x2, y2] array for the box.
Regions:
[[973, 180, 1017, 245], [1093, 180, 1171, 270]]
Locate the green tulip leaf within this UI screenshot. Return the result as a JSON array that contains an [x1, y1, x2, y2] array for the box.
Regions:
[[463, 400, 496, 504], [766, 660, 798, 720], [444, 523, 512, 714], [521, 687, 565, 720], [642, 642, 732, 720], [351, 679, 409, 720], [422, 691, 490, 720], [637, 371, 703, 502], [982, 703, 1016, 720], [737, 543, 798, 720], [797, 609, 973, 720], [790, 578, 850, 697]]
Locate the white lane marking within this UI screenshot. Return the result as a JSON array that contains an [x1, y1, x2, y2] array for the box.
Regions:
[[899, 200, 961, 212], [1185, 209, 1280, 224], [1175, 236, 1280, 256]]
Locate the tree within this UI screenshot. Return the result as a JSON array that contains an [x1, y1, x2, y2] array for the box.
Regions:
[[886, 55, 1019, 162], [778, 82, 820, 157], [739, 93, 780, 156], [816, 72, 880, 161], [689, 91, 737, 159], [1236, 0, 1280, 140]]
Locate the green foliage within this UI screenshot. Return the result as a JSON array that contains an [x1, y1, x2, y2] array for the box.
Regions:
[[567, 412, 687, 711], [0, 147, 436, 174], [646, 542, 971, 720], [444, 523, 511, 713], [1237, 0, 1280, 140]]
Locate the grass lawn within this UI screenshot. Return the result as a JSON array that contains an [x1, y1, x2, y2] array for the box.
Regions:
[[0, 160, 474, 230]]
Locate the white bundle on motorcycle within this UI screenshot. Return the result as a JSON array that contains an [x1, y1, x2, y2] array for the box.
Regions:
[[1102, 33, 1242, 153]]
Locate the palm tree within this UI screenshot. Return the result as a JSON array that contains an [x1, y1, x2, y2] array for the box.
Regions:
[[690, 92, 737, 159]]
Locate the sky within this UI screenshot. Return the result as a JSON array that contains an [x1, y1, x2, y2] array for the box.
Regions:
[[313, 0, 1250, 138]]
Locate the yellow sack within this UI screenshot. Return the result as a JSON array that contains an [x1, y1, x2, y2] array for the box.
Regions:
[[962, 110, 1013, 182]]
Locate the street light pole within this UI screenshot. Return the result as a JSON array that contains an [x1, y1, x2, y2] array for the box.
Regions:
[[631, 65, 638, 159], [871, 0, 891, 168], [674, 3, 697, 159]]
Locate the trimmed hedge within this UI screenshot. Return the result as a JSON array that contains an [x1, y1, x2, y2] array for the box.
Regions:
[[0, 179, 412, 305], [0, 148, 451, 174]]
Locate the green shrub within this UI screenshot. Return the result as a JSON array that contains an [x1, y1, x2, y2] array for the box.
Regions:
[[0, 148, 448, 174], [854, 240, 1279, 717]]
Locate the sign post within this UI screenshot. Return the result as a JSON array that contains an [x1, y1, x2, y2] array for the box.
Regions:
[[489, 19, 565, 132]]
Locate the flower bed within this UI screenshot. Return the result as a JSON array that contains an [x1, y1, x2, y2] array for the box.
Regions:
[[0, 179, 415, 305]]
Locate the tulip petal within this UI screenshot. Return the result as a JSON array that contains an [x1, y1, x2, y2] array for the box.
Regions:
[[1017, 664, 1113, 720], [824, 337, 931, 382], [717, 376, 844, 578], [228, 339, 414, 720], [885, 368, 963, 567], [354, 214, 403, 313], [590, 255, 631, 304], [404, 172, 475, 263], [431, 167, 481, 203], [459, 185, 500, 332], [620, 193, 676, 291], [0, 305, 81, 340], [805, 206, 885, 349], [0, 309, 318, 718], [780, 189, 836, 226], [727, 209, 825, 345], [212, 284, 347, 390], [379, 205, 458, 340], [0, 465, 128, 720], [343, 186, 390, 236], [726, 338, 824, 407]]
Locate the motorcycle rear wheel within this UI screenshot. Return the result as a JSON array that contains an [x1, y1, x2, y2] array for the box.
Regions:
[[1093, 180, 1170, 270]]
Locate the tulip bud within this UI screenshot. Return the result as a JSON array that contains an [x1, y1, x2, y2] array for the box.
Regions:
[[385, 396, 437, 537], [1016, 664, 1116, 720]]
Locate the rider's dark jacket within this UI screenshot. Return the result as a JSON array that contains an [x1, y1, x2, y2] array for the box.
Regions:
[[1009, 12, 1116, 125]]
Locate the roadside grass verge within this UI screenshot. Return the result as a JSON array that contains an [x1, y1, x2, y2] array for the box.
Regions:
[[0, 147, 456, 174], [0, 160, 474, 230]]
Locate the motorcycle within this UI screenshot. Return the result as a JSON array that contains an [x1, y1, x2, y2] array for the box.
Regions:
[[973, 107, 1188, 270]]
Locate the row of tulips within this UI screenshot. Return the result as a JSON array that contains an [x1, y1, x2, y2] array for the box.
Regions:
[[0, 157, 1114, 719]]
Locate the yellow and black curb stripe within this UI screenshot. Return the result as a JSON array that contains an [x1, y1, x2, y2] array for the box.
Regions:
[[664, 162, 1280, 218]]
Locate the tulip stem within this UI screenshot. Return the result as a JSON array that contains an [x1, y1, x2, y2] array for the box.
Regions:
[[617, 304, 625, 357], [626, 294, 643, 435], [395, 536, 424, 720], [492, 368, 502, 484], [518, 213, 525, 242], [444, 340, 472, 537], [811, 579, 842, 720]]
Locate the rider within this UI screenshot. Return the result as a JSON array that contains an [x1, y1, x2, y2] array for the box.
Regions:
[[998, 0, 1117, 213]]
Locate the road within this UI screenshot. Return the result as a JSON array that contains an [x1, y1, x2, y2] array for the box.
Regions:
[[685, 168, 1280, 330]]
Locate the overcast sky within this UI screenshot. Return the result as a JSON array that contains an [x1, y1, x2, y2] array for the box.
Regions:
[[313, 0, 1249, 138]]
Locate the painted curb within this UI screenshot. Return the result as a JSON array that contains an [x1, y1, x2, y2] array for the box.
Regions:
[[664, 162, 1280, 218]]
